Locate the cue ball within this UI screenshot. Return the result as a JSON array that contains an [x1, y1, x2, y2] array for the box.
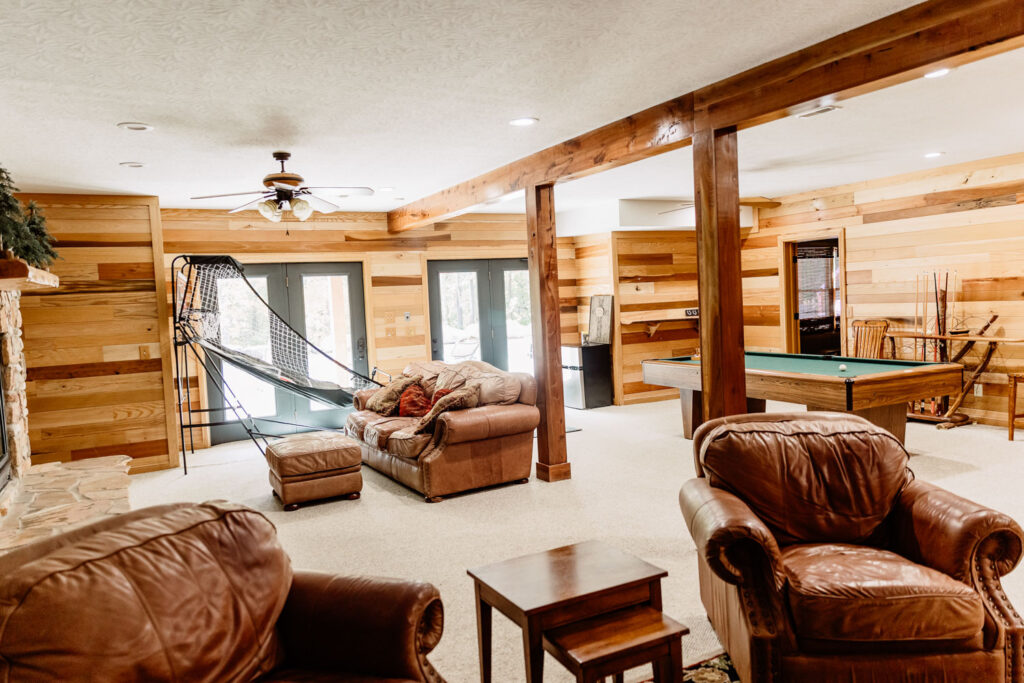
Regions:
[[838, 364, 848, 372]]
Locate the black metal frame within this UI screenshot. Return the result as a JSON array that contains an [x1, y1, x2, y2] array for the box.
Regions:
[[0, 344, 9, 494], [171, 254, 383, 472]]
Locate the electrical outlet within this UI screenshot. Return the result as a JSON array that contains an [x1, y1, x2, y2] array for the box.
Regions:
[[974, 384, 983, 397]]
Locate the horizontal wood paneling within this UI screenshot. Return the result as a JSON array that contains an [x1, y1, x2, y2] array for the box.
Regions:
[[17, 195, 179, 471], [747, 151, 1024, 427]]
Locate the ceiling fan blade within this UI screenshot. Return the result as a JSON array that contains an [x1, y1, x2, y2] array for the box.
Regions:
[[228, 196, 271, 213], [302, 193, 342, 213], [304, 186, 374, 197], [191, 191, 268, 200], [657, 201, 695, 215], [739, 196, 782, 208]]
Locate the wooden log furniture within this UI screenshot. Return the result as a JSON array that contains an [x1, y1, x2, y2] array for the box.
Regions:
[[642, 352, 962, 444], [1009, 373, 1024, 441], [886, 330, 1024, 429], [467, 540, 684, 683], [851, 319, 890, 358]]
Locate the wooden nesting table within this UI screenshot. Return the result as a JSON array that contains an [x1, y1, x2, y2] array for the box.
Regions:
[[468, 540, 687, 682]]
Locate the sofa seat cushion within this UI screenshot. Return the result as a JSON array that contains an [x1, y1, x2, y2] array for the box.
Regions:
[[363, 417, 419, 449], [347, 410, 388, 440], [782, 543, 984, 642], [386, 426, 433, 459], [265, 432, 361, 478]]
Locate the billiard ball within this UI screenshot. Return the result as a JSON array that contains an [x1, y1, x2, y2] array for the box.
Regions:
[[838, 364, 848, 372]]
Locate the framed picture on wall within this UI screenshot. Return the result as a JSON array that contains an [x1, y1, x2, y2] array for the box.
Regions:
[[588, 295, 613, 344]]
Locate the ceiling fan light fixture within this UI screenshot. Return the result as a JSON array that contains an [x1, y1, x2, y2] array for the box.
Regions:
[[258, 199, 282, 222], [291, 198, 314, 221]]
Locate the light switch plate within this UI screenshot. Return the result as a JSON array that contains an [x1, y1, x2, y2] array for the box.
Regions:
[[974, 384, 983, 397], [404, 311, 411, 321]]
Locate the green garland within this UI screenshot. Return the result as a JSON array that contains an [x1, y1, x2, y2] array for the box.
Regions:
[[0, 164, 59, 268]]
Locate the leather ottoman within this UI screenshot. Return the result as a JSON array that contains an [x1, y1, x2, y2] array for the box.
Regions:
[[265, 431, 362, 510]]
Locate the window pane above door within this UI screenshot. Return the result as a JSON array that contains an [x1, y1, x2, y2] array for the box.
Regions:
[[439, 271, 482, 363], [302, 274, 354, 411], [503, 269, 533, 373]]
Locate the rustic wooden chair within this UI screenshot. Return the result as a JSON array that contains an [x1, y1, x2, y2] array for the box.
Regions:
[[851, 319, 889, 358], [1009, 373, 1024, 441]]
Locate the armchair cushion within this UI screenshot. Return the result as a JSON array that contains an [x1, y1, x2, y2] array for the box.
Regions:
[[782, 543, 984, 643], [696, 413, 911, 545]]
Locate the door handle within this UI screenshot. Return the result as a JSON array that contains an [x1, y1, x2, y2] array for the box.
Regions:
[[356, 337, 366, 361]]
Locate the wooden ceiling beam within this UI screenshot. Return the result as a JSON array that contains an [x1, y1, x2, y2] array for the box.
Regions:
[[388, 95, 694, 232], [387, 0, 1024, 233]]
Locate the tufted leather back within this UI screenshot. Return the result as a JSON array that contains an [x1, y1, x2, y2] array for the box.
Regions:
[[693, 412, 911, 546], [0, 502, 292, 682]]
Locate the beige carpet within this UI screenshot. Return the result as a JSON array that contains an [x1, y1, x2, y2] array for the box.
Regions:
[[132, 401, 1024, 682]]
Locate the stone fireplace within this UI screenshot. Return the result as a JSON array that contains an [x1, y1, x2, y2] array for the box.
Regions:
[[0, 289, 131, 550]]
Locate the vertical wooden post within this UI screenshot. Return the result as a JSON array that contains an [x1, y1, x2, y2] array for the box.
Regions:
[[526, 183, 570, 482], [692, 124, 747, 419]]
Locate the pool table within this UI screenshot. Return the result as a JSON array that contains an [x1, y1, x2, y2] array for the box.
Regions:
[[641, 351, 962, 443]]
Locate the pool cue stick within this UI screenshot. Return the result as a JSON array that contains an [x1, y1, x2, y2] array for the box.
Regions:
[[913, 274, 920, 412]]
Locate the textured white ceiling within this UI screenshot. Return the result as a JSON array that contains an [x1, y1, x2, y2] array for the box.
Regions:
[[0, 0, 918, 211], [546, 45, 1024, 219]]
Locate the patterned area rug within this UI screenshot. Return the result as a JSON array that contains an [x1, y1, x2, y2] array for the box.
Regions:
[[639, 655, 740, 683]]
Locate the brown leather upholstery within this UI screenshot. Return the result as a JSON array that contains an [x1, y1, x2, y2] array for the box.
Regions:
[[265, 432, 362, 507], [680, 413, 1024, 683], [349, 363, 539, 501], [0, 502, 444, 683]]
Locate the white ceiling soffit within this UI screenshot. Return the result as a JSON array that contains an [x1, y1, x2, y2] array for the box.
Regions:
[[544, 45, 1024, 219], [0, 0, 919, 211]]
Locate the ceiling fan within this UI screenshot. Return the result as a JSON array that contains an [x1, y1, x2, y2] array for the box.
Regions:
[[190, 151, 374, 222], [657, 196, 782, 215]]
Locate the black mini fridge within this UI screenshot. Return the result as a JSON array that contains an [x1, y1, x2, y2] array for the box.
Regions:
[[561, 343, 612, 409]]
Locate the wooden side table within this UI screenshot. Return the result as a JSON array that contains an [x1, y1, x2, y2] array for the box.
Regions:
[[543, 605, 687, 683], [467, 540, 675, 683], [1010, 373, 1024, 441]]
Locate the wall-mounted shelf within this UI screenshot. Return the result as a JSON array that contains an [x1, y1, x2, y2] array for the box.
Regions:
[[0, 259, 59, 291]]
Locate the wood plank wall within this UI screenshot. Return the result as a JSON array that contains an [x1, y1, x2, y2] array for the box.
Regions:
[[614, 231, 700, 404], [745, 151, 1024, 427], [160, 210, 528, 450], [17, 195, 179, 472]]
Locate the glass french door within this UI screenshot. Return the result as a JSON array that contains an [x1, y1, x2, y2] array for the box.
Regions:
[[427, 259, 533, 372], [207, 262, 367, 444]]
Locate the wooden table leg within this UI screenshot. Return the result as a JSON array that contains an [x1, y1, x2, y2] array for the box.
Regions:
[[475, 583, 492, 683], [523, 616, 544, 683], [680, 389, 702, 439]]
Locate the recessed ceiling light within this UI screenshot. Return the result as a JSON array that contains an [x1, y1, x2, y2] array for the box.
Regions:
[[924, 151, 945, 159], [116, 121, 153, 131], [924, 68, 951, 79], [394, 197, 406, 201], [509, 117, 539, 127], [378, 187, 394, 192], [119, 161, 145, 168]]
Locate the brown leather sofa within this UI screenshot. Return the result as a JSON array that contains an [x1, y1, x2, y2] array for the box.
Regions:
[[679, 412, 1024, 683], [348, 361, 540, 502], [0, 502, 445, 682]]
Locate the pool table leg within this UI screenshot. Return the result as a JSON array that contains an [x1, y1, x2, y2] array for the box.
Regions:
[[853, 404, 907, 444], [809, 403, 907, 444], [681, 389, 766, 439]]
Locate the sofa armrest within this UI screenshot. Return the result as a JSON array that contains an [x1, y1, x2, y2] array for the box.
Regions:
[[353, 388, 378, 411], [277, 571, 444, 681], [892, 479, 1023, 582], [680, 478, 786, 591], [433, 404, 540, 445]]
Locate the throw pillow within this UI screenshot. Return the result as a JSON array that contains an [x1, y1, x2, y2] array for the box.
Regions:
[[430, 387, 454, 407], [414, 386, 480, 434], [365, 375, 422, 416], [398, 384, 431, 417]]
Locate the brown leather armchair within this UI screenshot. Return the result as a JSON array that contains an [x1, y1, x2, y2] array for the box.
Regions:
[[679, 412, 1024, 683], [0, 502, 445, 682]]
